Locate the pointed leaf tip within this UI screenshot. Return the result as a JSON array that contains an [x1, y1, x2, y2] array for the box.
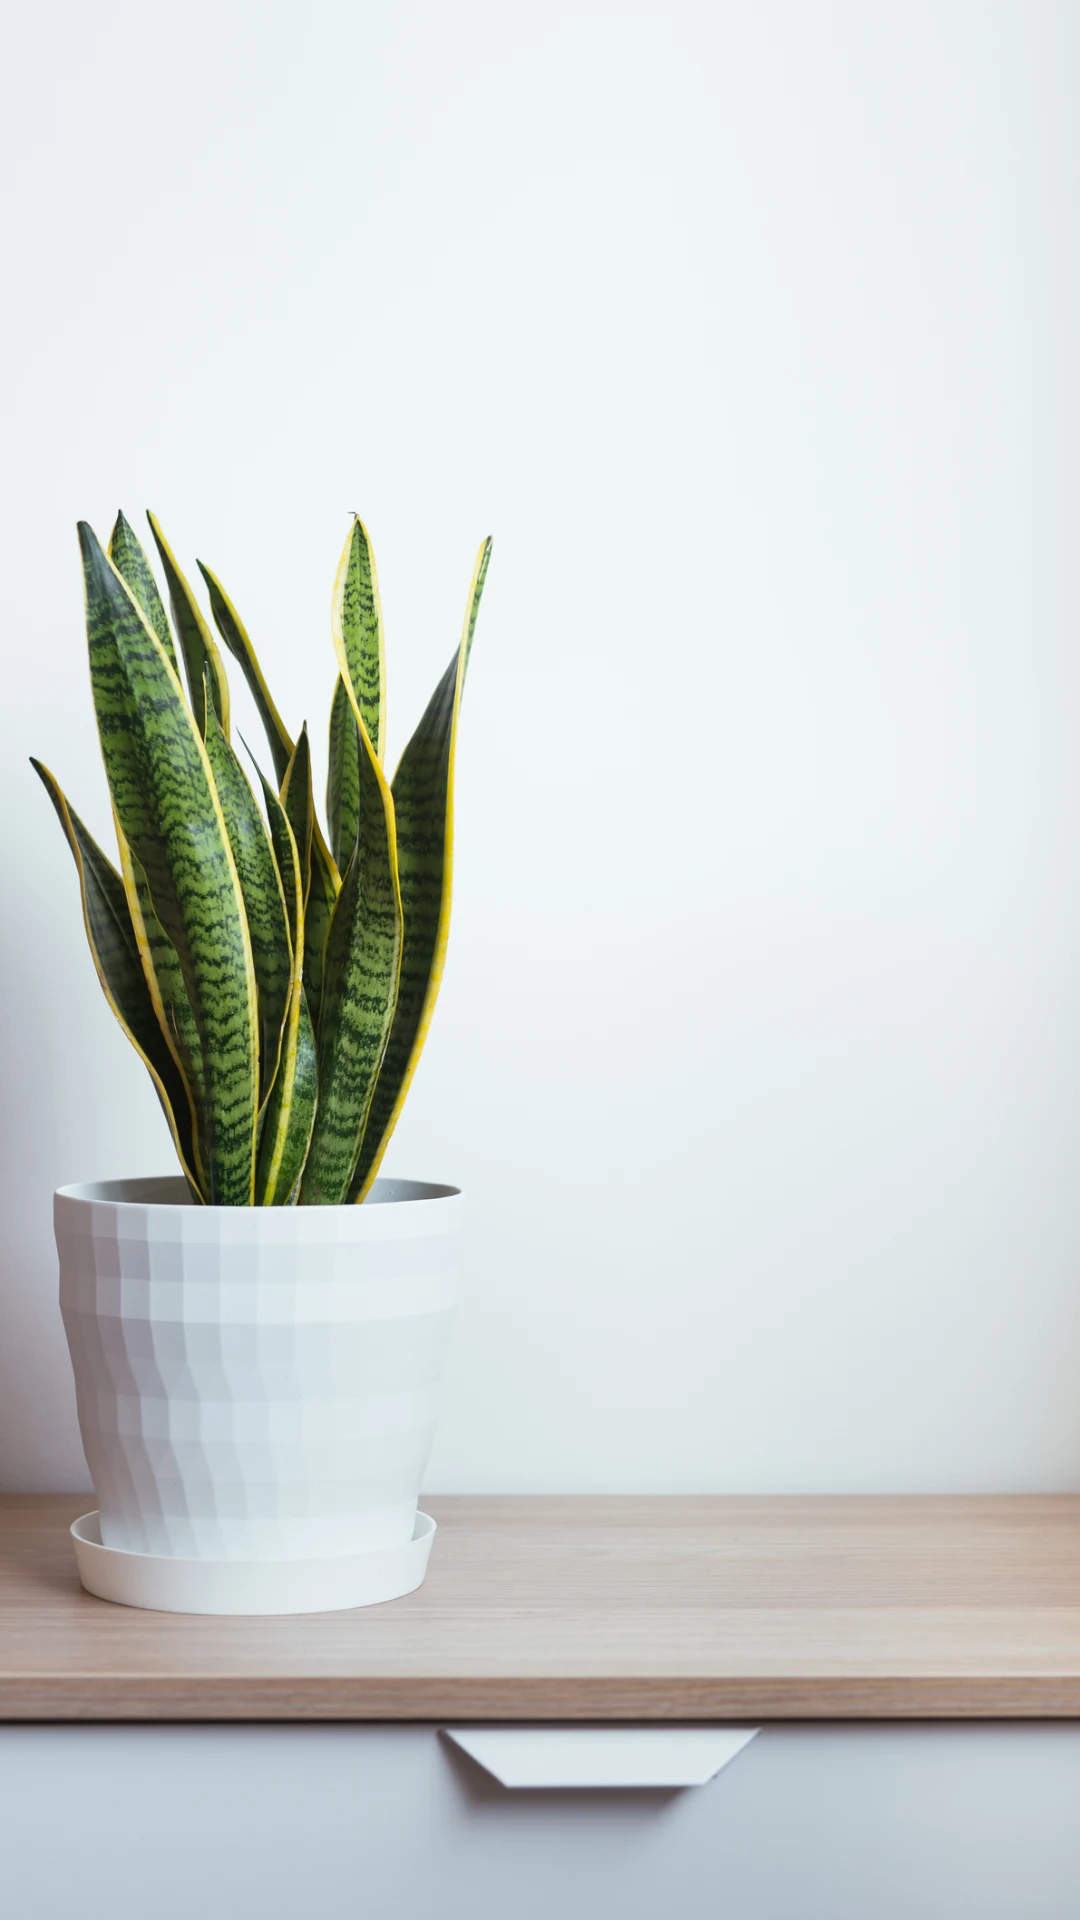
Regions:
[[145, 511, 231, 737], [348, 534, 490, 1199], [80, 538, 257, 1200], [110, 507, 137, 550]]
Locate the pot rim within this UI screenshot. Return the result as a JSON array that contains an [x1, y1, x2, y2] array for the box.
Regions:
[[55, 1174, 461, 1213]]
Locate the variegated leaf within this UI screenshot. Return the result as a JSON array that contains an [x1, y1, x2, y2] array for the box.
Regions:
[[255, 981, 318, 1204], [199, 562, 295, 786], [108, 511, 179, 679], [147, 513, 230, 737], [331, 516, 384, 759], [349, 538, 491, 1200], [300, 728, 401, 1205], [118, 832, 208, 1187], [31, 760, 202, 1199], [281, 725, 339, 1033], [204, 676, 292, 1108], [326, 674, 361, 874], [79, 521, 258, 1204]]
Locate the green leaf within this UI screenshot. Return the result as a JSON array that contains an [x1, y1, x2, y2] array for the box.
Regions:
[[255, 981, 318, 1204], [30, 760, 202, 1199], [250, 749, 304, 956], [300, 732, 402, 1205], [147, 513, 230, 737], [118, 832, 208, 1187], [280, 724, 314, 902], [332, 517, 385, 759], [248, 747, 316, 1204], [79, 520, 258, 1205], [198, 562, 295, 787], [326, 674, 361, 873], [349, 538, 491, 1200], [203, 675, 292, 1109], [108, 512, 179, 679], [305, 842, 339, 1039], [202, 561, 343, 982], [281, 725, 339, 1034]]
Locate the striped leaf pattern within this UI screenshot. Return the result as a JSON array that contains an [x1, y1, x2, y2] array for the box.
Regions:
[[326, 675, 361, 874], [148, 514, 230, 738], [249, 756, 317, 1203], [201, 561, 344, 935], [304, 841, 340, 1039], [30, 762, 202, 1197], [282, 727, 339, 1033], [252, 757, 304, 953], [300, 730, 401, 1205], [349, 539, 491, 1199], [280, 726, 315, 903], [108, 512, 179, 678], [199, 563, 295, 786], [256, 981, 318, 1204], [37, 514, 490, 1205], [203, 681, 292, 1108], [332, 518, 385, 759], [79, 522, 258, 1205], [119, 835, 208, 1185], [197, 556, 340, 929]]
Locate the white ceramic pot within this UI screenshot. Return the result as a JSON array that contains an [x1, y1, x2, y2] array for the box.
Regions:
[[55, 1175, 462, 1609]]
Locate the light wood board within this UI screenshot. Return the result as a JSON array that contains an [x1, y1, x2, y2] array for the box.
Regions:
[[1, 1494, 1078, 1720]]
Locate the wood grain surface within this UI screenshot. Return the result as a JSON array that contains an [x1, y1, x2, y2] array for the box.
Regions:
[[1, 1494, 1078, 1720]]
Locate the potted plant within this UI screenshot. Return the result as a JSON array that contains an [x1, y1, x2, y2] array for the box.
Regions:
[[34, 510, 491, 1615]]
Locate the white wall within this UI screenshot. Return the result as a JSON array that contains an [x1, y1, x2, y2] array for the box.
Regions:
[[2, 0, 1078, 1494]]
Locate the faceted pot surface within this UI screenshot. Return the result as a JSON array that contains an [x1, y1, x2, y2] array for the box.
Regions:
[[55, 1177, 462, 1562]]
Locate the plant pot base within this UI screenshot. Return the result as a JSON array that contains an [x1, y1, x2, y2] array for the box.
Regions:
[[70, 1509, 437, 1616]]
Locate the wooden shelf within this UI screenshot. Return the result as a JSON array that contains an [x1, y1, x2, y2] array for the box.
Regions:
[[1, 1494, 1079, 1720]]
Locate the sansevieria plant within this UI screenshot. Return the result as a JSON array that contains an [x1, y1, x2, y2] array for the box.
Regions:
[[33, 513, 491, 1206]]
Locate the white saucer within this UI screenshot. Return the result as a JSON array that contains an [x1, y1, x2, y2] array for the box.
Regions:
[[71, 1510, 437, 1616]]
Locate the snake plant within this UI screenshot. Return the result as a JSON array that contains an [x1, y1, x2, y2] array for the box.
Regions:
[[32, 514, 491, 1205]]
